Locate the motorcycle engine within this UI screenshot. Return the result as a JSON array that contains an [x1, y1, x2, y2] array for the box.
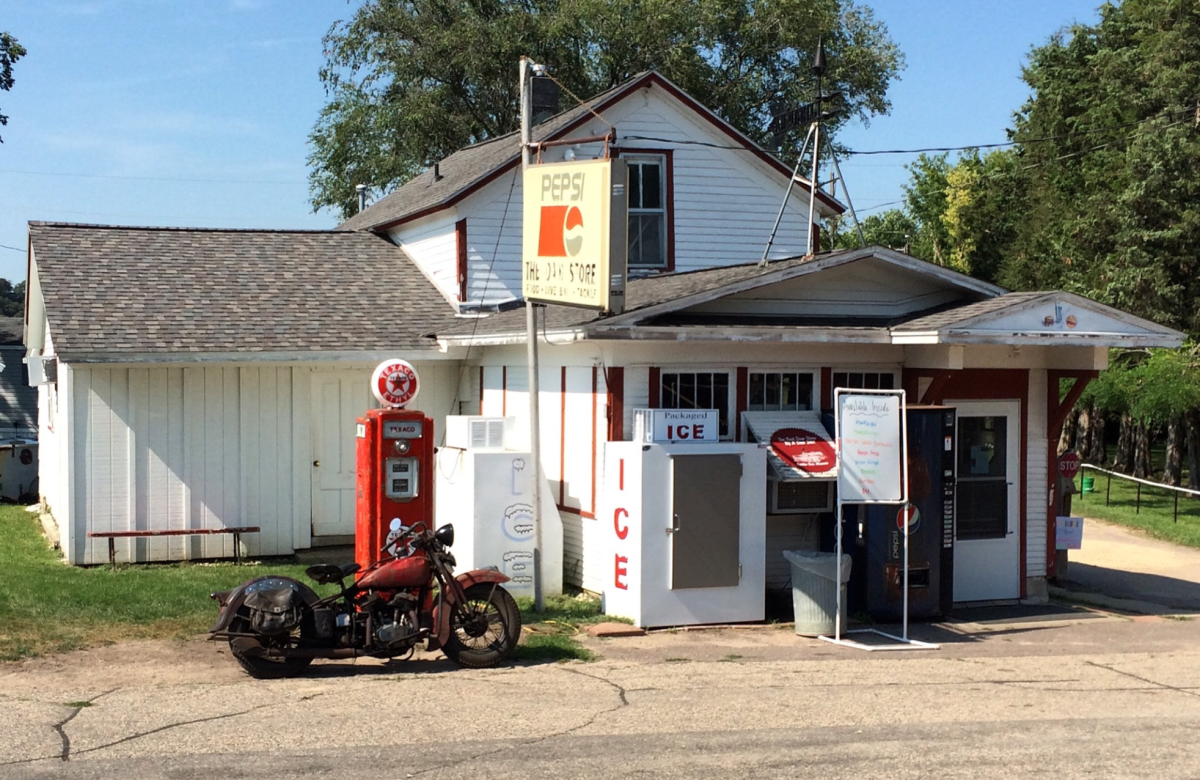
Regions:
[[376, 612, 418, 646]]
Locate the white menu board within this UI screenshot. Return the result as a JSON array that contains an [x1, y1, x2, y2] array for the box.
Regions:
[[837, 392, 904, 503]]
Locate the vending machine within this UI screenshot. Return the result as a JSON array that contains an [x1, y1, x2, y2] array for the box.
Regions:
[[355, 360, 435, 569], [858, 406, 956, 621]]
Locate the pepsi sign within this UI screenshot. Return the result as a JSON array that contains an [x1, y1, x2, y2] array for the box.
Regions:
[[522, 158, 628, 313]]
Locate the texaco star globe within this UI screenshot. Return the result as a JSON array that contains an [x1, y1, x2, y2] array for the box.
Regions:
[[370, 359, 421, 408]]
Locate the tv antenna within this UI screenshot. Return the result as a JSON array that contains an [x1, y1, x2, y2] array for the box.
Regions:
[[760, 38, 866, 266]]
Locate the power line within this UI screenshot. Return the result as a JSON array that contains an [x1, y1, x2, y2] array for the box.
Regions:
[[0, 243, 26, 254], [0, 168, 304, 185]]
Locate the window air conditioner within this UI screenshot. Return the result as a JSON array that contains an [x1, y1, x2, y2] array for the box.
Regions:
[[443, 416, 516, 451], [770, 479, 834, 514], [26, 355, 57, 387]]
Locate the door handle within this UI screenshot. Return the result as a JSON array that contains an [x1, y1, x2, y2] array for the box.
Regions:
[[313, 460, 320, 468], [666, 513, 680, 535]]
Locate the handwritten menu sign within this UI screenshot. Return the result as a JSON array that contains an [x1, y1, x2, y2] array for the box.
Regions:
[[837, 393, 904, 502]]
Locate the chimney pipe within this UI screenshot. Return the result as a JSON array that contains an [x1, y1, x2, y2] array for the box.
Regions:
[[355, 183, 367, 214], [433, 162, 443, 182]]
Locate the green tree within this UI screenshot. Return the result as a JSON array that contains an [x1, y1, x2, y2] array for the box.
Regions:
[[900, 153, 951, 265], [0, 278, 23, 317], [309, 0, 904, 218], [830, 207, 915, 251], [1, 32, 25, 143]]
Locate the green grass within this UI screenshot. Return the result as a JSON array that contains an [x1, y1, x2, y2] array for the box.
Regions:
[[0, 505, 313, 661], [511, 592, 622, 662], [1073, 466, 1200, 548]]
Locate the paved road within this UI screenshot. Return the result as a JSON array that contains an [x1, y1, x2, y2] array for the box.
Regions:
[[1059, 516, 1200, 612], [4, 614, 1200, 779]]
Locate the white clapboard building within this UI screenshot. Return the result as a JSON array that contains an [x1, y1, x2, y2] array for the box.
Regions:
[[25, 72, 1182, 608]]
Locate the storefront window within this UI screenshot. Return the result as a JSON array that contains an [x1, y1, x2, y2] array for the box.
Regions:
[[832, 371, 896, 391], [748, 372, 814, 411], [660, 371, 730, 437]]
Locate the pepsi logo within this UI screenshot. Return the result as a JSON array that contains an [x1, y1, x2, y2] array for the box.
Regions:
[[537, 205, 586, 257]]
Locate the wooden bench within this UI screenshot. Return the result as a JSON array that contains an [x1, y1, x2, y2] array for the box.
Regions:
[[87, 527, 260, 567]]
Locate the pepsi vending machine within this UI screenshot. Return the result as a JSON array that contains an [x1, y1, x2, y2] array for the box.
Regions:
[[859, 406, 956, 621]]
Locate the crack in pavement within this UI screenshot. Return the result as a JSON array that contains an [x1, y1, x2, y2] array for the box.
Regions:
[[406, 665, 631, 778], [54, 688, 120, 762], [1086, 660, 1200, 698], [0, 697, 276, 768]]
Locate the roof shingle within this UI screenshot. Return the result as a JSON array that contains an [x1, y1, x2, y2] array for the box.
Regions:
[[30, 223, 458, 359]]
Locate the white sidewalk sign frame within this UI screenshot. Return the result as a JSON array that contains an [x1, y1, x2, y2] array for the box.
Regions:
[[820, 388, 939, 652]]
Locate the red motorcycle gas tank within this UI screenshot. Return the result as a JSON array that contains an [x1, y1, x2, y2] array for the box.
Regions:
[[356, 554, 431, 590]]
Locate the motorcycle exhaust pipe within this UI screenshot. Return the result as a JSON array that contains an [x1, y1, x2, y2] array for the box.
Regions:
[[232, 637, 363, 660]]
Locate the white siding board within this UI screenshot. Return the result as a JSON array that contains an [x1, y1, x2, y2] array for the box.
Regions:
[[389, 212, 461, 307], [1026, 370, 1048, 580], [292, 368, 313, 551], [458, 170, 523, 306]]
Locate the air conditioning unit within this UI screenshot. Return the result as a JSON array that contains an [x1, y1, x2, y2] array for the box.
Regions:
[[443, 416, 516, 451], [25, 355, 57, 387], [769, 479, 834, 514]]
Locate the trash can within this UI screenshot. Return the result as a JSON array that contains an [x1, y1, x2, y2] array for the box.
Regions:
[[783, 550, 853, 636]]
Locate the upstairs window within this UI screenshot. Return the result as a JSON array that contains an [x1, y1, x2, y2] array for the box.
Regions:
[[627, 155, 669, 269]]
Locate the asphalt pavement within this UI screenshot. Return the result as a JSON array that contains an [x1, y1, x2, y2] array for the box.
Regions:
[[3, 609, 1200, 779], [4, 516, 1200, 778]]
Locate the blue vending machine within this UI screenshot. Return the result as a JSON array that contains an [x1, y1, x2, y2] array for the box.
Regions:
[[859, 405, 956, 621]]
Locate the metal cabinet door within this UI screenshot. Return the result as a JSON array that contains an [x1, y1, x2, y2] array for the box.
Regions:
[[670, 453, 741, 589]]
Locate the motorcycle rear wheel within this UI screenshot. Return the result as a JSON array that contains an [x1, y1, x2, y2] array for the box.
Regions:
[[443, 583, 522, 668], [228, 609, 315, 680]]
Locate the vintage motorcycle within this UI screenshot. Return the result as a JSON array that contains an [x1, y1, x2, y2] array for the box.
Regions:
[[209, 521, 521, 678]]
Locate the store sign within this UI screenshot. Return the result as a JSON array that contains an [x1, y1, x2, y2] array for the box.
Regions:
[[1056, 516, 1084, 550], [522, 158, 628, 313], [634, 409, 719, 444], [770, 427, 836, 474], [837, 392, 904, 503]]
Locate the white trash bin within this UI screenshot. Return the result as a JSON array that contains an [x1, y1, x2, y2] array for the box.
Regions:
[[783, 550, 852, 636]]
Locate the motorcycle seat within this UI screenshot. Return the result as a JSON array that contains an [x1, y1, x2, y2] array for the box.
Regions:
[[305, 562, 362, 585]]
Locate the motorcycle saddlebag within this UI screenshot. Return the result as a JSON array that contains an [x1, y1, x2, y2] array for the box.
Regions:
[[243, 582, 305, 636]]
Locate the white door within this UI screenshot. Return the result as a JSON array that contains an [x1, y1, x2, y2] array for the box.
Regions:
[[311, 370, 374, 538], [949, 400, 1021, 602]]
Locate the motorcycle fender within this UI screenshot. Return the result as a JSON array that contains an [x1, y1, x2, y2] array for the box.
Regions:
[[430, 569, 512, 648], [209, 575, 321, 634]]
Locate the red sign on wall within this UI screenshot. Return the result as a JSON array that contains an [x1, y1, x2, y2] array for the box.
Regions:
[[771, 428, 836, 474]]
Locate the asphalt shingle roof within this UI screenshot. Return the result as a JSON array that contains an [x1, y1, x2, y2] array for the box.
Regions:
[[29, 223, 458, 359], [338, 77, 640, 233], [891, 292, 1049, 331]]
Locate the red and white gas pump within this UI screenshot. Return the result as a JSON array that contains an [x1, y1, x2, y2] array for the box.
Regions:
[[355, 359, 435, 569]]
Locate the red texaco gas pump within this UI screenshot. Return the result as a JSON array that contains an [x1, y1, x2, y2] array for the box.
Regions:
[[355, 359, 435, 569]]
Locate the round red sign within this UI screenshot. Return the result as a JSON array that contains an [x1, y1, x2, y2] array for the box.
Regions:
[[371, 359, 421, 409], [770, 428, 835, 474], [1058, 451, 1081, 479]]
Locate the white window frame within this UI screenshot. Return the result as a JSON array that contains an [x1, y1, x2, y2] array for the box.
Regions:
[[747, 370, 816, 412], [626, 154, 668, 270], [658, 368, 734, 440]]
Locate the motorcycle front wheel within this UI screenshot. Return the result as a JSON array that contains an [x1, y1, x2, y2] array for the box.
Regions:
[[227, 609, 315, 680], [443, 583, 522, 668]]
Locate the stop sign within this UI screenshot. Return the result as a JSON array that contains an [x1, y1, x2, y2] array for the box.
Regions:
[[1058, 451, 1081, 479]]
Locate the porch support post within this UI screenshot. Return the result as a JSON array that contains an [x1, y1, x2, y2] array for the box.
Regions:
[[1045, 369, 1098, 578]]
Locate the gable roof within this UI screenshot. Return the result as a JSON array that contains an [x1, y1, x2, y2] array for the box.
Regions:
[[437, 245, 1004, 344], [892, 290, 1184, 347], [28, 222, 458, 362], [339, 71, 845, 233]]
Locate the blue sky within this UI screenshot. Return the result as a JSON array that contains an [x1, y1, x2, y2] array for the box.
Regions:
[[0, 0, 1103, 285]]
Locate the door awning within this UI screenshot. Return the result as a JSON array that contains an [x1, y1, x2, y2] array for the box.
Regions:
[[742, 411, 837, 481]]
